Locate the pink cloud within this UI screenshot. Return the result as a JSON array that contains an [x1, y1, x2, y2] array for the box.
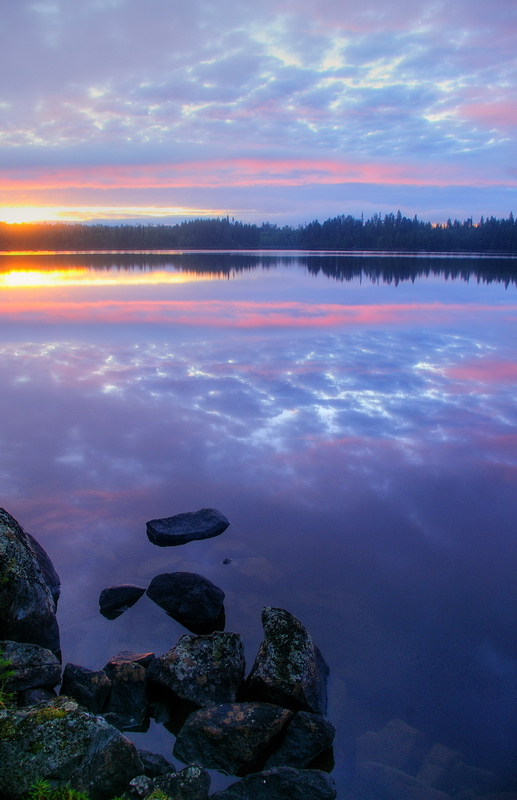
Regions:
[[1, 298, 514, 327], [445, 359, 517, 383], [1, 157, 516, 195]]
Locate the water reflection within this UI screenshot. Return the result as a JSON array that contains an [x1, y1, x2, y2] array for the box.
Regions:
[[0, 253, 516, 794]]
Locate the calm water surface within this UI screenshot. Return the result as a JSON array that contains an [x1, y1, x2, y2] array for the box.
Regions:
[[1, 252, 516, 794]]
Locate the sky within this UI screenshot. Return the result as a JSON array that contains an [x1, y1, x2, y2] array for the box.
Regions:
[[0, 0, 516, 226]]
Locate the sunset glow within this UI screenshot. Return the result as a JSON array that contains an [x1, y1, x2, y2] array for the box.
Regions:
[[0, 0, 515, 224]]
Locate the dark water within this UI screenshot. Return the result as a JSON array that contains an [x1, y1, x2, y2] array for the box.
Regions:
[[1, 251, 516, 794]]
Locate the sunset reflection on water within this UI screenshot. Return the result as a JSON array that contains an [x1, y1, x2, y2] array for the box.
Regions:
[[1, 253, 516, 794]]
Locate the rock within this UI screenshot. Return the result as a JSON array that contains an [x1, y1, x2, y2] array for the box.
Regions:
[[0, 696, 143, 800], [209, 767, 337, 799], [0, 509, 60, 657], [242, 607, 329, 715], [264, 711, 336, 769], [356, 718, 429, 775], [417, 743, 463, 788], [146, 572, 225, 634], [99, 585, 146, 620], [128, 765, 210, 800], [173, 702, 293, 775], [102, 651, 154, 732], [146, 508, 230, 547], [60, 663, 112, 714], [147, 632, 245, 709], [137, 748, 176, 777], [356, 761, 452, 800], [0, 641, 61, 692], [437, 761, 500, 797], [18, 687, 57, 706]]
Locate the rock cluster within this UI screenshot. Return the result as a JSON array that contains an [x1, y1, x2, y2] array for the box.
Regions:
[[0, 509, 336, 800]]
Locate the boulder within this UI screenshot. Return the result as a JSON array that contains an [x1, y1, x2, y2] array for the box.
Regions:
[[102, 651, 154, 731], [243, 607, 329, 715], [147, 632, 245, 709], [127, 764, 210, 800], [146, 572, 225, 634], [356, 761, 452, 800], [136, 749, 176, 778], [0, 641, 61, 692], [146, 508, 229, 547], [209, 767, 337, 800], [264, 711, 336, 769], [60, 663, 112, 714], [356, 718, 429, 775], [173, 702, 293, 775], [0, 509, 60, 657], [99, 585, 146, 620], [0, 696, 143, 800]]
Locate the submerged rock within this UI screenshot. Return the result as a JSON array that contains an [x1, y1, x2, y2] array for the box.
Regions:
[[146, 508, 230, 547], [0, 697, 143, 800], [209, 766, 337, 800], [60, 662, 112, 714], [0, 641, 61, 693], [243, 607, 329, 715], [173, 702, 293, 775], [146, 572, 225, 633], [356, 761, 451, 800], [99, 584, 146, 620], [264, 711, 336, 769], [356, 718, 429, 774], [147, 632, 245, 709], [0, 508, 60, 657]]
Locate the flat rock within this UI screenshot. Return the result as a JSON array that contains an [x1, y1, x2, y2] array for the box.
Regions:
[[99, 585, 146, 620], [0, 509, 60, 657], [242, 607, 329, 715], [209, 767, 337, 800], [147, 632, 245, 708], [0, 641, 61, 692], [146, 572, 225, 634], [0, 697, 143, 800], [264, 711, 336, 769], [173, 702, 293, 775], [146, 508, 230, 547], [60, 663, 112, 714]]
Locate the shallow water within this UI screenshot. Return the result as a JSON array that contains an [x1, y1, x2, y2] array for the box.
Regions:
[[1, 251, 516, 795]]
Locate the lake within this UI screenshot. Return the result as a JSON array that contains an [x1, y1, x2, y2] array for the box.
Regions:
[[1, 251, 517, 795]]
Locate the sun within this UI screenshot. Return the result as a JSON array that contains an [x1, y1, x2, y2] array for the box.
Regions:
[[0, 205, 232, 225]]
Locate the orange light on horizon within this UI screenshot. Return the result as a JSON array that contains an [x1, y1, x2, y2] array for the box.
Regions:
[[0, 205, 234, 225], [0, 268, 218, 288]]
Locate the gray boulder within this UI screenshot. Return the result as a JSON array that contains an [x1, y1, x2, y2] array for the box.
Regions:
[[146, 572, 225, 634], [99, 584, 146, 620], [243, 607, 329, 715], [173, 701, 293, 775], [0, 509, 60, 656], [209, 767, 337, 799], [60, 663, 112, 714], [147, 632, 245, 709], [0, 697, 143, 800], [136, 749, 176, 777], [264, 711, 336, 769], [0, 641, 61, 692], [146, 508, 229, 547]]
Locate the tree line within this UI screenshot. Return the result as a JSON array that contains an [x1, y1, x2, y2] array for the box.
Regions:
[[1, 211, 516, 252]]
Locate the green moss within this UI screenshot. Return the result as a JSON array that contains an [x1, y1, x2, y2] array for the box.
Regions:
[[0, 657, 16, 709], [28, 707, 68, 725], [0, 716, 17, 739], [27, 780, 90, 800]]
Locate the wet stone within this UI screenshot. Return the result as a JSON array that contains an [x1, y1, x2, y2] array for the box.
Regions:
[[102, 651, 154, 732], [146, 508, 230, 547], [99, 584, 146, 620], [146, 572, 225, 634], [60, 663, 111, 714], [264, 711, 336, 769], [209, 767, 337, 800]]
